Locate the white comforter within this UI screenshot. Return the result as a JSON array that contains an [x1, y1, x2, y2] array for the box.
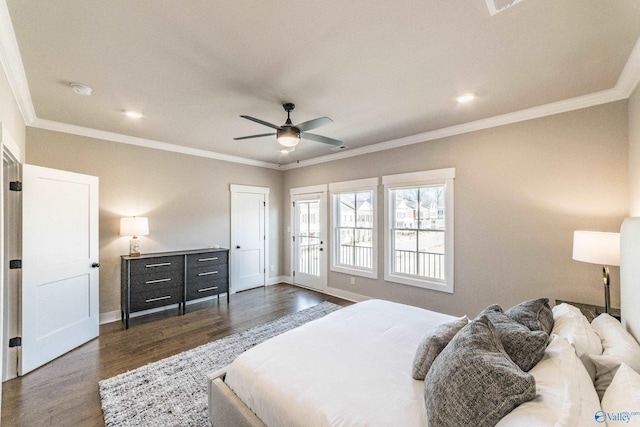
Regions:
[[224, 299, 455, 427]]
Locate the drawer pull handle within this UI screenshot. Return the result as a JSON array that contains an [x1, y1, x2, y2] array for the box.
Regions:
[[198, 271, 218, 276], [198, 286, 219, 292], [145, 295, 171, 303], [198, 257, 218, 262], [145, 278, 171, 284], [146, 262, 171, 268]]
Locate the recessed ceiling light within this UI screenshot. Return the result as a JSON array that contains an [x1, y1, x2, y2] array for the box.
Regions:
[[124, 110, 143, 119], [456, 93, 476, 103], [70, 83, 92, 96]]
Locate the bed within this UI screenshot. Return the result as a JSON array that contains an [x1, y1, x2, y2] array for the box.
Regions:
[[208, 218, 640, 426]]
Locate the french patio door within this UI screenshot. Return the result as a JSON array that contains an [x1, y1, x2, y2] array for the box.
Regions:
[[292, 191, 327, 291]]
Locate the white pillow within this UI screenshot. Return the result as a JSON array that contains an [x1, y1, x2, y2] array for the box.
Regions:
[[590, 313, 640, 399], [496, 335, 602, 427], [551, 303, 602, 381], [600, 363, 640, 426]]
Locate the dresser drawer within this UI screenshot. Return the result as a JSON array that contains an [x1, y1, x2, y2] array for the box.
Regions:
[[129, 255, 184, 276], [130, 270, 183, 293], [187, 264, 228, 283], [186, 251, 227, 269], [130, 286, 183, 312], [186, 277, 228, 300]]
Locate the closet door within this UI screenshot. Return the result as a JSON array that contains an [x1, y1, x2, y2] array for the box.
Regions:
[[21, 164, 99, 375]]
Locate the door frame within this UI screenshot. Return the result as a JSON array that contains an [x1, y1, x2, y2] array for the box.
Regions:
[[229, 184, 269, 292], [1, 126, 22, 388], [290, 184, 328, 292]]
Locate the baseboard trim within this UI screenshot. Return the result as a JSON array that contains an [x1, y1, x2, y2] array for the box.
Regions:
[[98, 282, 369, 325]]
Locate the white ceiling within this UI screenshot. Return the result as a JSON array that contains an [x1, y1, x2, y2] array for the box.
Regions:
[[2, 1, 640, 168]]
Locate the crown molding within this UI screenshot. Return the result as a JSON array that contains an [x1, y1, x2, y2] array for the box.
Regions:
[[280, 86, 628, 170], [0, 0, 35, 124], [31, 118, 281, 169], [1, 0, 639, 171]]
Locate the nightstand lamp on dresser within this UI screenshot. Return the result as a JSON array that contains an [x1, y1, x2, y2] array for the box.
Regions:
[[120, 216, 149, 257]]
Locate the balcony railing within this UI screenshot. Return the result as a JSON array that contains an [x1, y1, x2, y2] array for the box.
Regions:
[[298, 243, 320, 276], [394, 249, 444, 280], [300, 244, 443, 279], [338, 245, 372, 268]]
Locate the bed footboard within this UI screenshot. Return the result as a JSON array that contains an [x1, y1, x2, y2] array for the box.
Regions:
[[207, 367, 267, 427]]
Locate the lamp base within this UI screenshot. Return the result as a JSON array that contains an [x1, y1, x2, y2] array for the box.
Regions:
[[129, 237, 141, 257]]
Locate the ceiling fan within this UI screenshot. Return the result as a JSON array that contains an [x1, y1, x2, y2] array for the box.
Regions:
[[234, 103, 342, 150]]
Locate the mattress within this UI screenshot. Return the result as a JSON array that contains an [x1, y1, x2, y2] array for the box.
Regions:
[[224, 299, 455, 426]]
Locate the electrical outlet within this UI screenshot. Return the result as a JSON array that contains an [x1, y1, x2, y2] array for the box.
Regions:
[[350, 277, 356, 285]]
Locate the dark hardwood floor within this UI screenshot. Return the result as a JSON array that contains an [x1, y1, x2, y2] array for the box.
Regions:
[[1, 284, 351, 426]]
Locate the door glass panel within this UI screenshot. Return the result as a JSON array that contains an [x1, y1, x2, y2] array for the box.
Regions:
[[297, 200, 320, 277]]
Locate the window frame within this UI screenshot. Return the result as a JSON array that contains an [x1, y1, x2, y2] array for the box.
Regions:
[[329, 177, 379, 279], [383, 168, 455, 293]]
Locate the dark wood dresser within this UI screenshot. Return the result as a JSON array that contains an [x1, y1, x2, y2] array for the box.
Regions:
[[121, 248, 229, 328]]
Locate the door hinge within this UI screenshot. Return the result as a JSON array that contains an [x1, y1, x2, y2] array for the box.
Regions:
[[9, 337, 21, 348], [263, 201, 266, 207], [9, 181, 22, 192], [292, 201, 295, 207], [9, 259, 21, 269], [292, 236, 295, 242], [293, 271, 296, 277]]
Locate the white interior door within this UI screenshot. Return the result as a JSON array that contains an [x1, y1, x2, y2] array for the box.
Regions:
[[21, 164, 99, 375], [231, 186, 268, 293], [292, 192, 327, 291]]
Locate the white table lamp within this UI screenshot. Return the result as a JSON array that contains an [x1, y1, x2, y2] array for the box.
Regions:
[[572, 230, 620, 314], [120, 217, 149, 257]]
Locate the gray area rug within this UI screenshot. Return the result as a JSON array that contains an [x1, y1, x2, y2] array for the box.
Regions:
[[99, 302, 341, 427]]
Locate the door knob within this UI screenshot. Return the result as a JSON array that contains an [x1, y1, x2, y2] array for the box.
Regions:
[[236, 246, 241, 249], [91, 262, 100, 268]]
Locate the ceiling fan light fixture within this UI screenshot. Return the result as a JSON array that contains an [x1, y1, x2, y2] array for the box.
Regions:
[[280, 146, 295, 154], [277, 129, 300, 147]]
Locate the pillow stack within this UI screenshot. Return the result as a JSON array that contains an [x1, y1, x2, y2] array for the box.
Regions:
[[550, 303, 602, 381], [590, 313, 640, 399], [418, 298, 553, 427]]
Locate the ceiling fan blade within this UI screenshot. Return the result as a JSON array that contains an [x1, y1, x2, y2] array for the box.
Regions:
[[239, 115, 281, 130], [301, 132, 343, 146], [233, 133, 276, 140], [295, 117, 333, 132]]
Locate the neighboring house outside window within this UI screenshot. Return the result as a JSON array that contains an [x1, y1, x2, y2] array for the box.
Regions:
[[383, 168, 455, 293], [329, 177, 378, 279]]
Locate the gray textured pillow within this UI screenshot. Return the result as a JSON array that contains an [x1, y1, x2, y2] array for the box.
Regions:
[[505, 298, 554, 334], [412, 315, 469, 380], [424, 315, 537, 427], [480, 305, 549, 371]]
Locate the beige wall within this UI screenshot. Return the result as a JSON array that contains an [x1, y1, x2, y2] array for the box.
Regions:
[[284, 101, 629, 317], [629, 84, 640, 216], [26, 128, 283, 315], [23, 99, 631, 319]]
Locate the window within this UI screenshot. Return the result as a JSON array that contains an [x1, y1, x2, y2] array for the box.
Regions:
[[383, 168, 454, 293], [329, 178, 378, 278]]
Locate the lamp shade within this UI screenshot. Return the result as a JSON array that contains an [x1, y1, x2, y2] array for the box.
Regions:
[[572, 231, 620, 266], [119, 217, 149, 237]]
